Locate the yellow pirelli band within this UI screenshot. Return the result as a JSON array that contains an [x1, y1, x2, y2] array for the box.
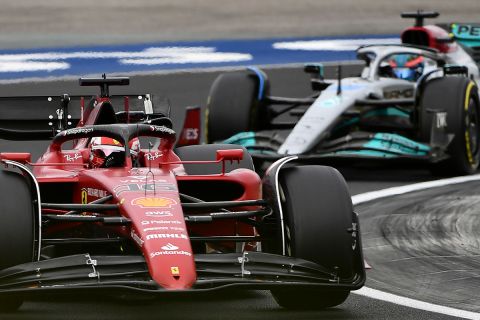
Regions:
[[464, 81, 475, 166]]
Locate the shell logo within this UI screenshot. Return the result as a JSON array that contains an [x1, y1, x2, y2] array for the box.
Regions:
[[131, 197, 177, 208]]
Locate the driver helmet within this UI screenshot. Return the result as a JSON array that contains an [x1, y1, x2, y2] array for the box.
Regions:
[[89, 137, 140, 168], [389, 54, 424, 81]]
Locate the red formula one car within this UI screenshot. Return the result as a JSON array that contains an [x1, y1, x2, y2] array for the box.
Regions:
[[0, 77, 365, 311]]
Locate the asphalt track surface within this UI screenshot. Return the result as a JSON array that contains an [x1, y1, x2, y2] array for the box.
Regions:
[[1, 65, 479, 319], [357, 181, 480, 313]]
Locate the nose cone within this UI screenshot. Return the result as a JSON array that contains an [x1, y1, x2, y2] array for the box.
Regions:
[[142, 233, 197, 290], [126, 194, 197, 290]]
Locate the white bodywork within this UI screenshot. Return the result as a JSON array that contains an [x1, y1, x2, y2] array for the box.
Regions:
[[277, 45, 480, 155]]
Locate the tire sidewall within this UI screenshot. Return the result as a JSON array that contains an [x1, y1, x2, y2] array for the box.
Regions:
[[0, 170, 35, 270], [420, 77, 480, 175], [279, 165, 357, 279]]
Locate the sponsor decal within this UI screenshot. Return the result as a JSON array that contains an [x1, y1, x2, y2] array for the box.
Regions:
[[451, 24, 480, 39], [320, 96, 341, 108], [150, 250, 192, 258], [131, 230, 144, 247], [145, 152, 163, 161], [145, 210, 172, 217], [326, 84, 366, 92], [350, 223, 357, 250], [83, 187, 108, 198], [63, 127, 94, 136], [170, 267, 180, 275], [436, 112, 447, 129], [169, 226, 185, 232], [143, 226, 184, 232], [114, 182, 176, 195], [149, 125, 174, 134], [131, 197, 177, 208], [161, 243, 179, 250], [141, 220, 182, 225], [146, 233, 187, 240], [64, 153, 82, 162], [122, 176, 167, 182], [143, 226, 169, 232], [114, 184, 133, 195], [81, 189, 88, 204], [183, 128, 199, 141], [383, 88, 414, 99]]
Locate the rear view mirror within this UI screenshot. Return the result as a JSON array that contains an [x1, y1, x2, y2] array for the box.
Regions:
[[0, 153, 32, 164], [216, 149, 244, 162]]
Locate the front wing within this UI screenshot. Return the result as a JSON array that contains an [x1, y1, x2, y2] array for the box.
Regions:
[[0, 252, 365, 296]]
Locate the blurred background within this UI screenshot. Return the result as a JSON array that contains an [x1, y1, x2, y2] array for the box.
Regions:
[[0, 0, 479, 49]]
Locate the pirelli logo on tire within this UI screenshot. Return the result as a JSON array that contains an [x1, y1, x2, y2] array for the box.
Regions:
[[435, 112, 447, 129]]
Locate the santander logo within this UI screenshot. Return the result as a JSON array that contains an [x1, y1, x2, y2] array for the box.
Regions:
[[161, 243, 179, 251]]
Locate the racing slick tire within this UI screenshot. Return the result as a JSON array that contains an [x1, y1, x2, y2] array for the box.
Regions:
[[0, 170, 36, 312], [206, 70, 268, 143], [175, 144, 254, 175], [270, 165, 354, 309], [420, 77, 480, 175]]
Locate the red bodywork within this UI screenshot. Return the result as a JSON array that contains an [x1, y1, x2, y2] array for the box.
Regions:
[[8, 97, 261, 291], [401, 24, 457, 53]]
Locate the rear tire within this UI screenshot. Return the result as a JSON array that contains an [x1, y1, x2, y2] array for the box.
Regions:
[[206, 71, 267, 143], [420, 77, 480, 175], [270, 166, 355, 309], [0, 170, 36, 312]]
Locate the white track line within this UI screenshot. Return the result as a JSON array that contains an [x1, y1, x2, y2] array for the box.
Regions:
[[352, 174, 480, 320], [355, 287, 480, 319]]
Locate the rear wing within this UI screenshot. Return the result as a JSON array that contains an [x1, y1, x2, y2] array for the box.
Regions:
[[0, 94, 169, 140]]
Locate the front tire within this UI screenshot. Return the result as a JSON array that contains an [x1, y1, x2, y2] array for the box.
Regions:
[[420, 77, 480, 175], [0, 169, 36, 312], [270, 166, 357, 309]]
